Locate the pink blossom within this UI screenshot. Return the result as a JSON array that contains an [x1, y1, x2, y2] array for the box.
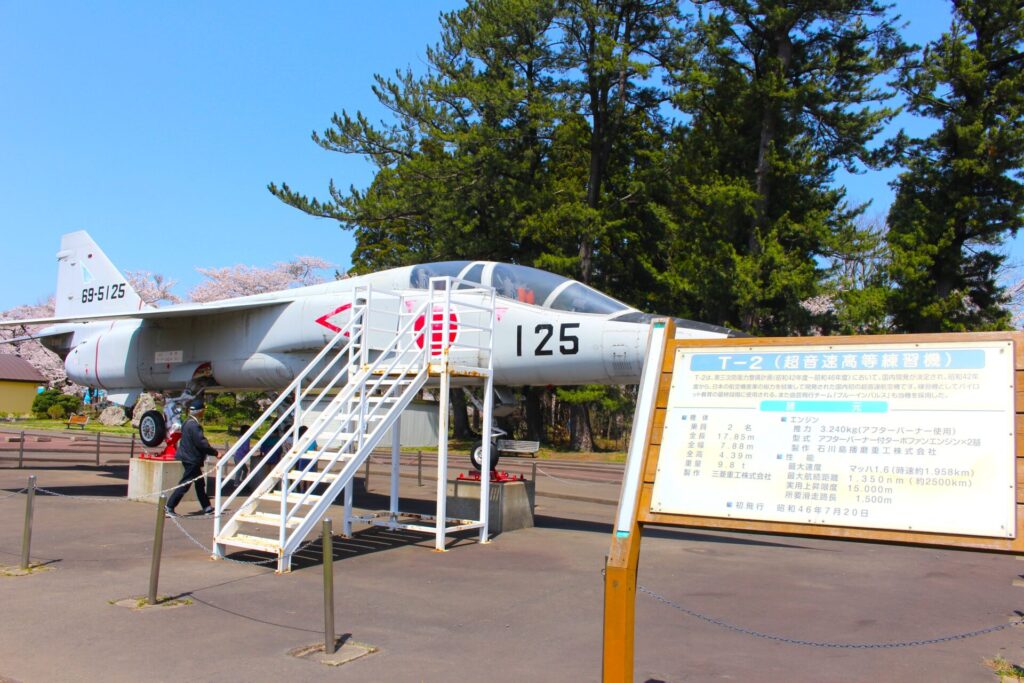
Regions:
[[189, 257, 333, 302]]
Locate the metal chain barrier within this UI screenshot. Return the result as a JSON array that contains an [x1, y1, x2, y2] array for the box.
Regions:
[[33, 466, 216, 503], [638, 585, 1024, 649], [7, 472, 299, 568], [16, 467, 326, 568]]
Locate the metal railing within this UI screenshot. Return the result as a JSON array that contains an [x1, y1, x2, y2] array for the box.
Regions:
[[0, 429, 141, 468], [211, 278, 496, 567], [212, 286, 372, 543]]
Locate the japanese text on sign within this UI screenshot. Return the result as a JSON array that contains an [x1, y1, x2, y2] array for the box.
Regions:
[[650, 341, 1017, 538]]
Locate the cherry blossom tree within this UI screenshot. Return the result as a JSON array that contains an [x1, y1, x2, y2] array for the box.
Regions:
[[125, 270, 182, 306], [1002, 269, 1024, 329], [189, 256, 333, 302], [2, 256, 334, 384], [0, 298, 69, 387]]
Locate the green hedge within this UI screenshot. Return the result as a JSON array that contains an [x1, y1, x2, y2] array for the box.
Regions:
[[32, 389, 82, 419]]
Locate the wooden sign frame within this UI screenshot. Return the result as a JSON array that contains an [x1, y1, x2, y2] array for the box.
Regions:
[[602, 323, 1023, 682]]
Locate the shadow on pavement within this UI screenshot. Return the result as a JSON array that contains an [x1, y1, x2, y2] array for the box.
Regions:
[[534, 513, 820, 550], [225, 525, 478, 571]]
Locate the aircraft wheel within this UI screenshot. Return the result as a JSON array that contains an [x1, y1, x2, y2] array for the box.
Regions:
[[470, 441, 499, 471], [139, 410, 166, 447]]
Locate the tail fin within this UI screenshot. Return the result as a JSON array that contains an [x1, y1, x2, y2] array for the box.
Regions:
[[54, 231, 146, 317]]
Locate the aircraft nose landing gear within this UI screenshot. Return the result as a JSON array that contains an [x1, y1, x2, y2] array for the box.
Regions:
[[139, 410, 166, 447], [136, 390, 197, 461], [470, 441, 500, 471]]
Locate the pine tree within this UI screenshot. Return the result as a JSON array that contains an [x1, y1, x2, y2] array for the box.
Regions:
[[269, 0, 561, 271], [661, 0, 908, 335], [887, 0, 1024, 332], [270, 0, 681, 451]]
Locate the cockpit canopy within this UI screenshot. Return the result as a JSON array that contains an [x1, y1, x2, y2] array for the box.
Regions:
[[409, 261, 631, 315]]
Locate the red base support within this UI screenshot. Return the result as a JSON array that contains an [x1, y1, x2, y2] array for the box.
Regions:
[[138, 431, 180, 461], [457, 470, 524, 483]]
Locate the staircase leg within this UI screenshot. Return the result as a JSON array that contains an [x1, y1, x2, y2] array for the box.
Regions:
[[479, 374, 494, 544], [390, 422, 401, 520], [343, 484, 353, 537], [435, 368, 450, 552], [278, 553, 291, 574]]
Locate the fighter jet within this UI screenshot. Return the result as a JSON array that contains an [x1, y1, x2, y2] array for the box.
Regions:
[[2, 231, 739, 458]]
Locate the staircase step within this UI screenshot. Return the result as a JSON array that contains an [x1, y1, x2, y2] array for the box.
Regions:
[[217, 533, 281, 553], [337, 411, 387, 421], [280, 450, 353, 464], [285, 470, 340, 483], [236, 511, 305, 528], [317, 431, 358, 441], [315, 451, 356, 463], [262, 491, 325, 506], [370, 367, 419, 375]]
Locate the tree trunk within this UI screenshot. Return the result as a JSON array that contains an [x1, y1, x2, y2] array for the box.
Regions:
[[569, 403, 595, 452], [451, 389, 474, 439], [524, 387, 545, 442], [744, 30, 794, 332]]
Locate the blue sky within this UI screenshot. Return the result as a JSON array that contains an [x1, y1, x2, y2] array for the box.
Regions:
[[0, 1, 1005, 312]]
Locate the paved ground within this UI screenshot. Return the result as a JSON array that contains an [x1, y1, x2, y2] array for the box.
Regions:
[[0, 456, 1022, 682]]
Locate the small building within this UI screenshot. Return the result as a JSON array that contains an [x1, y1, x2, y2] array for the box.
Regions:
[[0, 355, 46, 416]]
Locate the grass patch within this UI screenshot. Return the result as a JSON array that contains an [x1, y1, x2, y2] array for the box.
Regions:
[[985, 656, 1024, 681], [0, 562, 52, 577], [4, 418, 232, 439], [109, 596, 193, 610]]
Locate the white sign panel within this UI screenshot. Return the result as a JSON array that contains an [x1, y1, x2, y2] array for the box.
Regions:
[[154, 350, 183, 364], [650, 341, 1017, 538]]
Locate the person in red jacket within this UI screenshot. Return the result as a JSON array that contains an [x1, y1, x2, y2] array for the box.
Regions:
[[165, 398, 219, 517]]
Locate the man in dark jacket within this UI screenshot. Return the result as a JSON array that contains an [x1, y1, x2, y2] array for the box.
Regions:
[[165, 398, 219, 517]]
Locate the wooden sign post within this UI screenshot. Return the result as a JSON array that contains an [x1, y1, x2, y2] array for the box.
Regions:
[[603, 325, 1024, 682]]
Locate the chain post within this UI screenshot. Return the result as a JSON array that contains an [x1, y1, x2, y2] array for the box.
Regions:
[[417, 450, 423, 486], [20, 475, 36, 570], [130, 432, 136, 459], [95, 431, 101, 466], [323, 518, 336, 654], [364, 456, 371, 492], [148, 495, 167, 605], [18, 430, 25, 468]]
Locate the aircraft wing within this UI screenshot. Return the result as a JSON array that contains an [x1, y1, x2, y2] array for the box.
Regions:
[[0, 298, 288, 327], [0, 328, 74, 344]]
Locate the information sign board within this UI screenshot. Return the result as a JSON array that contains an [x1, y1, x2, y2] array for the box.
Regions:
[[605, 328, 1024, 683], [650, 340, 1017, 538]]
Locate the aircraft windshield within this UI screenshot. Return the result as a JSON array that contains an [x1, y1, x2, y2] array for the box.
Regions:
[[549, 283, 627, 314], [408, 261, 629, 315]]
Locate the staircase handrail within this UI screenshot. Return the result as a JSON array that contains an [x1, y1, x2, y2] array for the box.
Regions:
[[425, 277, 494, 362], [281, 364, 430, 554], [279, 278, 489, 536], [213, 298, 369, 525], [277, 294, 436, 524]]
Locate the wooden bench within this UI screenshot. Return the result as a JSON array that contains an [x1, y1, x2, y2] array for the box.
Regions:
[[66, 414, 90, 430], [496, 439, 540, 457]]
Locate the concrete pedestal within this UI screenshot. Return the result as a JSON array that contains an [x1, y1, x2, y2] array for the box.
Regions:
[[127, 457, 197, 504], [445, 479, 534, 535]]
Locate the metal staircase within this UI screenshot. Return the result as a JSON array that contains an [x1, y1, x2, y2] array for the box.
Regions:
[[212, 278, 496, 572]]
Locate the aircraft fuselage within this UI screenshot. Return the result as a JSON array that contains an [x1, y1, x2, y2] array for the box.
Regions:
[[8, 234, 738, 406]]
